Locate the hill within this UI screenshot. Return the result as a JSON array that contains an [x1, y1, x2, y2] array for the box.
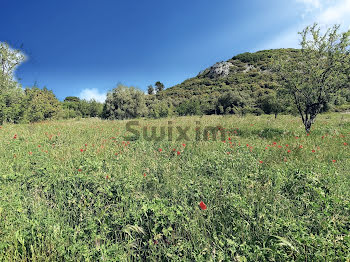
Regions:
[[151, 48, 350, 115]]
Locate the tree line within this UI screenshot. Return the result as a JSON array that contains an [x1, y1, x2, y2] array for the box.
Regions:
[[1, 24, 350, 132]]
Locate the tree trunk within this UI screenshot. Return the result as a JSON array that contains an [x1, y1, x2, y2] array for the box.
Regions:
[[304, 119, 312, 133]]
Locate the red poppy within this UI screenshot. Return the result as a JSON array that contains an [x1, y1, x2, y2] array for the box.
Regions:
[[80, 149, 84, 152], [182, 143, 186, 147], [299, 145, 303, 149], [286, 144, 289, 147], [158, 148, 162, 152], [199, 201, 207, 210], [344, 143, 348, 146], [143, 173, 146, 177], [312, 150, 316, 153], [29, 152, 33, 155], [332, 160, 336, 163], [78, 169, 82, 172], [177, 151, 181, 156], [259, 160, 263, 164], [287, 150, 291, 153]]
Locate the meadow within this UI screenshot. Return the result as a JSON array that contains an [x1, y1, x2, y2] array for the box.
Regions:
[[0, 113, 349, 261]]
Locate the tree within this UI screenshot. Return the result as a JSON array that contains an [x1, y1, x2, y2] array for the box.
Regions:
[[155, 81, 165, 93], [216, 91, 246, 115], [102, 84, 147, 120], [0, 42, 25, 89], [272, 24, 350, 132], [64, 96, 81, 103], [257, 92, 283, 118], [147, 85, 155, 95], [0, 42, 26, 124], [23, 87, 62, 122]]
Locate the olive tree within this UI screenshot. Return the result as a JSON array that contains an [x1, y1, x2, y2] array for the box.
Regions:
[[273, 24, 350, 132], [102, 84, 147, 120]]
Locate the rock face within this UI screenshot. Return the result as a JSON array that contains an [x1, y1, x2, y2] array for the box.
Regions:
[[200, 61, 233, 78]]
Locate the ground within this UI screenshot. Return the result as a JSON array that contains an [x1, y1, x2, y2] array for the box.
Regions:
[[0, 114, 349, 261]]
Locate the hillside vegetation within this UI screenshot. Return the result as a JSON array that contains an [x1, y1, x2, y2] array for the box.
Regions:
[[153, 48, 350, 116]]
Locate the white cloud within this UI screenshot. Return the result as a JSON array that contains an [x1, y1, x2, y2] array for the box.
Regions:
[[297, 0, 322, 9], [317, 0, 350, 25], [79, 88, 107, 103], [254, 0, 350, 51]]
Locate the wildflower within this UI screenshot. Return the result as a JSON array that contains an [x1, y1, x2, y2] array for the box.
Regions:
[[106, 175, 109, 180], [287, 150, 291, 153], [78, 169, 82, 172], [259, 160, 263, 164], [143, 173, 146, 177], [177, 151, 181, 156], [344, 143, 348, 146], [80, 149, 84, 152], [199, 201, 207, 210], [182, 143, 186, 147], [158, 148, 162, 152], [332, 160, 336, 163], [299, 145, 303, 149], [286, 144, 289, 147], [29, 152, 33, 155], [312, 150, 316, 153]]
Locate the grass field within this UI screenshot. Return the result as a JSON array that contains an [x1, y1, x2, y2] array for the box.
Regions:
[[0, 113, 350, 261]]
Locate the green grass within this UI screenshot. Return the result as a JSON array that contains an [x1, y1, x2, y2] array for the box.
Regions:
[[0, 113, 350, 261]]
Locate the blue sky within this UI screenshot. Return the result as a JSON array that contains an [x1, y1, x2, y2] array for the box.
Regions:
[[1, 0, 350, 102]]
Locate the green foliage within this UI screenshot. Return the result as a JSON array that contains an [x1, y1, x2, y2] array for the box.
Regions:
[[23, 87, 62, 123], [272, 24, 350, 132], [0, 42, 26, 124], [148, 99, 175, 118], [155, 81, 165, 93], [147, 85, 155, 95], [176, 99, 202, 116], [102, 84, 147, 120]]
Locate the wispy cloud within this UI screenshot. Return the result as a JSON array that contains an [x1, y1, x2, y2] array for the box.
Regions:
[[317, 0, 350, 26], [79, 88, 106, 103], [254, 0, 350, 51]]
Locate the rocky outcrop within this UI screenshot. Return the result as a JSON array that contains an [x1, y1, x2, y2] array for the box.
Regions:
[[200, 61, 233, 78]]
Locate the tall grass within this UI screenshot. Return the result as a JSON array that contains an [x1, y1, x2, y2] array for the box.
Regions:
[[0, 113, 349, 261]]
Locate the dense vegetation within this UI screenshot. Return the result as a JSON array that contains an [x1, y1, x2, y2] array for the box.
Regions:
[[0, 114, 349, 261], [2, 35, 350, 126]]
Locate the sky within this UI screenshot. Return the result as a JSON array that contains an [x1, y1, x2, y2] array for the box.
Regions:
[[1, 0, 350, 102]]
